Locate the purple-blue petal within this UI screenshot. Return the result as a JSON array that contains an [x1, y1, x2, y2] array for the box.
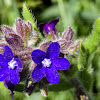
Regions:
[[51, 57, 70, 70], [3, 45, 14, 60], [46, 42, 60, 59], [0, 68, 9, 81], [14, 58, 22, 72], [31, 49, 46, 64], [38, 18, 59, 34], [0, 54, 8, 68], [4, 76, 10, 88], [4, 76, 14, 93], [44, 17, 59, 34], [46, 66, 60, 84], [32, 65, 45, 82], [48, 23, 55, 32], [43, 24, 50, 34], [10, 70, 20, 85], [38, 23, 46, 30], [49, 17, 59, 25], [4, 76, 14, 100]]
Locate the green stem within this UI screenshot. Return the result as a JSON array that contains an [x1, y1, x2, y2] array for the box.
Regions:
[[57, 0, 67, 29]]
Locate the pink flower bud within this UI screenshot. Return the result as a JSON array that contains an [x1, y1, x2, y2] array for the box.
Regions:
[[39, 83, 48, 97], [61, 40, 80, 55], [5, 34, 24, 50], [40, 41, 52, 52], [1, 25, 15, 35], [15, 19, 25, 38], [26, 21, 32, 33], [57, 40, 71, 50], [0, 38, 7, 54], [17, 47, 33, 62], [67, 40, 80, 52], [62, 27, 74, 41], [56, 27, 80, 56]]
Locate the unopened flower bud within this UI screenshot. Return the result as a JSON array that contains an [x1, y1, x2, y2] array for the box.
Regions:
[[39, 82, 48, 97], [15, 19, 25, 38], [1, 25, 15, 35], [57, 39, 71, 50], [0, 38, 7, 53], [40, 41, 52, 52], [27, 34, 38, 47], [62, 27, 74, 41], [24, 21, 38, 46], [17, 47, 33, 62], [26, 21, 32, 34], [25, 78, 37, 96], [24, 21, 33, 41], [5, 34, 24, 50], [75, 87, 88, 100], [40, 88, 48, 97], [58, 38, 80, 56], [66, 40, 80, 55]]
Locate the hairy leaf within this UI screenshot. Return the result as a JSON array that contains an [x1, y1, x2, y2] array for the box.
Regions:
[[83, 18, 100, 54], [22, 3, 37, 30], [79, 69, 93, 91]]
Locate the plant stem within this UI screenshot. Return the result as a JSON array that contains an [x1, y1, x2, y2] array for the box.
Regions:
[[57, 0, 67, 29]]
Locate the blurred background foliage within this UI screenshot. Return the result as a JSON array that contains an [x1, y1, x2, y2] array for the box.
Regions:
[[0, 0, 100, 100], [1, 0, 100, 37]]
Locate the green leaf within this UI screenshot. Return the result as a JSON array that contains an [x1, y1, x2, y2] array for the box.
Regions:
[[79, 69, 93, 91], [83, 18, 100, 54], [77, 18, 100, 70], [22, 3, 37, 30], [93, 53, 100, 91]]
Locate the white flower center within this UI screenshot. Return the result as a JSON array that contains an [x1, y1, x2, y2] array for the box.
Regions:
[[8, 59, 18, 69], [42, 58, 51, 68]]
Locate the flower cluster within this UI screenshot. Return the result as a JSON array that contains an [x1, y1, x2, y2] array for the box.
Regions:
[[0, 16, 81, 100], [1, 18, 36, 81]]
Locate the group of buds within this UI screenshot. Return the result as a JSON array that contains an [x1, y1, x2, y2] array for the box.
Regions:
[[39, 17, 80, 56], [1, 19, 38, 81]]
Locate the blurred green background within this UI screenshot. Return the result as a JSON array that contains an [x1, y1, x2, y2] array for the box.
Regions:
[[0, 0, 100, 100], [1, 0, 100, 38]]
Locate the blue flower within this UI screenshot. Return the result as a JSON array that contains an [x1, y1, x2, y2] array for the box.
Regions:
[[38, 17, 59, 34], [31, 42, 70, 84], [0, 46, 22, 85]]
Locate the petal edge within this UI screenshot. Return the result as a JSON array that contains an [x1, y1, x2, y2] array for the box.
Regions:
[[32, 65, 45, 82], [51, 57, 70, 70], [46, 42, 60, 59]]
